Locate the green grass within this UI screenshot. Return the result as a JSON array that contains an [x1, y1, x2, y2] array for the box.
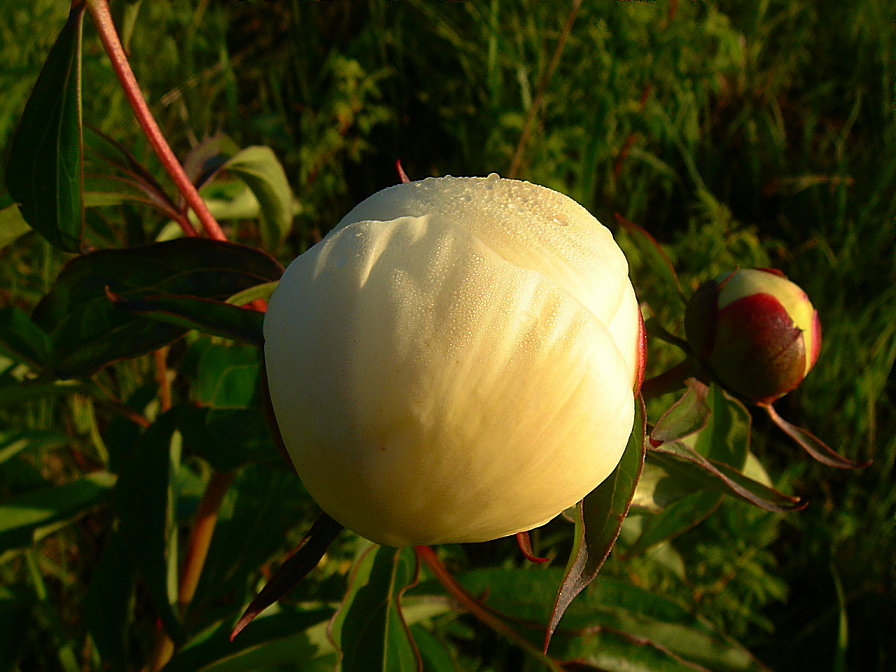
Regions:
[[1, 0, 893, 670]]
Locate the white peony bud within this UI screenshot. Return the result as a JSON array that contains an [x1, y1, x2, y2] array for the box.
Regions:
[[264, 174, 643, 546]]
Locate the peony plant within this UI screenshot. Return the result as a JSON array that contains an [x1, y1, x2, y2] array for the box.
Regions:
[[264, 175, 645, 546]]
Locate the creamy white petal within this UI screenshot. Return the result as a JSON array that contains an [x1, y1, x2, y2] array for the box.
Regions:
[[265, 213, 634, 545]]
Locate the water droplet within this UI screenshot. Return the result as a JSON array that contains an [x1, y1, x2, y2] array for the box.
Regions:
[[551, 214, 570, 227]]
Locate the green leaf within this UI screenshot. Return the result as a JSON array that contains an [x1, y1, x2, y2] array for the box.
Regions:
[[330, 545, 422, 672], [108, 292, 265, 346], [0, 471, 115, 553], [0, 204, 32, 250], [177, 407, 281, 474], [190, 464, 311, 610], [31, 238, 282, 377], [85, 531, 135, 669], [195, 343, 262, 408], [546, 396, 647, 649], [226, 281, 278, 307], [628, 385, 751, 554], [230, 514, 343, 641], [450, 569, 770, 672], [164, 610, 335, 672], [221, 146, 294, 251], [5, 4, 85, 252], [0, 306, 50, 368], [647, 444, 804, 512], [114, 412, 183, 644], [650, 378, 711, 444]]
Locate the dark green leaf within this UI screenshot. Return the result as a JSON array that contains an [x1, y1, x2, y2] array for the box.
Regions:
[[627, 385, 750, 554], [230, 513, 343, 641], [651, 378, 710, 444], [109, 292, 265, 346], [31, 238, 282, 377], [694, 385, 751, 468], [0, 471, 115, 552], [331, 545, 421, 672], [178, 407, 281, 472], [164, 610, 335, 672], [196, 343, 261, 408], [114, 412, 183, 644], [626, 491, 722, 556], [546, 396, 646, 650], [410, 625, 463, 672], [647, 444, 804, 512], [0, 204, 32, 250], [85, 531, 135, 669], [191, 464, 310, 612], [0, 306, 50, 368], [5, 4, 85, 252], [223, 146, 294, 251], [448, 569, 769, 672]]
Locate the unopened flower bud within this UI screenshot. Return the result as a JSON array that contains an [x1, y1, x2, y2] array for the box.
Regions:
[[685, 268, 821, 404], [264, 175, 644, 546]]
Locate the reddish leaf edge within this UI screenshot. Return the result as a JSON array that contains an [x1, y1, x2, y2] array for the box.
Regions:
[[544, 395, 647, 653], [230, 512, 343, 641], [763, 403, 871, 469]]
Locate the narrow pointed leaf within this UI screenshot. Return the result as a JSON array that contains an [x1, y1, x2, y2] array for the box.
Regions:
[[31, 238, 281, 377], [5, 3, 85, 252], [330, 545, 422, 672], [764, 403, 870, 469], [231, 513, 343, 641], [108, 291, 265, 346], [647, 444, 804, 512], [545, 396, 646, 651], [651, 378, 711, 445]]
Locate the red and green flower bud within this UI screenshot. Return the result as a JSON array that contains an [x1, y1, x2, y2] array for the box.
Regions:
[[685, 268, 821, 404]]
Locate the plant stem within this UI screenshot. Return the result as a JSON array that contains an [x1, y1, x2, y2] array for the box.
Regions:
[[86, 0, 225, 241], [414, 545, 565, 672]]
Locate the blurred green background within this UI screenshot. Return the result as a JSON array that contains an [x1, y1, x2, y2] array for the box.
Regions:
[[1, 1, 893, 670]]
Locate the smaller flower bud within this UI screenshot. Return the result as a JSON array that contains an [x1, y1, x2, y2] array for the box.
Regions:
[[684, 268, 821, 404]]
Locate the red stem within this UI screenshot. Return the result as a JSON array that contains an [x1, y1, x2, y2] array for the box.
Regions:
[[86, 0, 225, 241]]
